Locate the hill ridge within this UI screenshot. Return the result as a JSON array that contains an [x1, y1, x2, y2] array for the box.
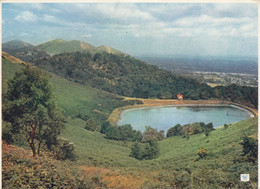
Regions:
[[3, 38, 127, 56]]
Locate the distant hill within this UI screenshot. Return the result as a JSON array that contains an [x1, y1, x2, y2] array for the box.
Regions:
[[36, 39, 95, 55], [3, 39, 127, 57], [2, 39, 33, 50], [91, 45, 125, 56]]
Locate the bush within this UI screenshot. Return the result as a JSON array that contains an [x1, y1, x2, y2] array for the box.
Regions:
[[142, 126, 164, 142], [85, 118, 99, 131], [166, 124, 183, 137], [240, 136, 258, 163], [2, 121, 13, 144], [100, 121, 111, 134], [197, 148, 209, 159], [105, 124, 142, 142], [130, 140, 159, 160], [2, 147, 96, 188], [52, 138, 77, 161], [224, 124, 229, 129], [130, 142, 144, 160]]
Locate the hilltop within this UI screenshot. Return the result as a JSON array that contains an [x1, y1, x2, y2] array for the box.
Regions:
[[36, 39, 95, 55], [3, 38, 127, 57], [2, 39, 33, 50]]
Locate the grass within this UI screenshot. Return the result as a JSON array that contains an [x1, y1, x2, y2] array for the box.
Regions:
[[2, 58, 258, 188], [2, 58, 133, 125]]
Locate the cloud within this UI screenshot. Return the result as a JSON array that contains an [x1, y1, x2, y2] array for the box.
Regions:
[[43, 14, 56, 22], [15, 11, 38, 22]]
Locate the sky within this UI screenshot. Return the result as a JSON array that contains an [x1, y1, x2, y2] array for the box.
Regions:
[[2, 3, 258, 57]]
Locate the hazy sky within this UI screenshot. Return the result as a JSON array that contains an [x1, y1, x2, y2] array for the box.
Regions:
[[2, 3, 258, 57]]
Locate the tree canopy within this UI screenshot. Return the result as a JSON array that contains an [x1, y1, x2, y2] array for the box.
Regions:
[[3, 65, 65, 157]]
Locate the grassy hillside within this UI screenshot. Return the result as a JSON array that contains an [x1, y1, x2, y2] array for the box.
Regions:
[[2, 58, 134, 125], [62, 116, 257, 188], [92, 45, 125, 55], [36, 39, 95, 55], [2, 58, 258, 188]]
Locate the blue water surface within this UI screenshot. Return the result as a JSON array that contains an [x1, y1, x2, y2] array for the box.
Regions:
[[118, 106, 251, 132]]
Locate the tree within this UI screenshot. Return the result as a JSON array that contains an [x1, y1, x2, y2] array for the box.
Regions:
[[144, 140, 160, 160], [3, 65, 65, 157], [240, 136, 258, 163], [142, 126, 164, 142], [204, 122, 214, 136], [130, 140, 159, 160], [166, 124, 183, 137], [130, 142, 144, 160], [182, 125, 193, 139], [105, 127, 121, 140], [85, 118, 98, 131], [100, 121, 111, 134], [52, 138, 77, 161]]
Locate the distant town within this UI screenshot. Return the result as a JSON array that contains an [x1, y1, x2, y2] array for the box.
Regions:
[[185, 71, 258, 87], [140, 56, 258, 88]]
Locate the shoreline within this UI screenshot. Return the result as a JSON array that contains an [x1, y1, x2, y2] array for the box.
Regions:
[[108, 99, 258, 125]]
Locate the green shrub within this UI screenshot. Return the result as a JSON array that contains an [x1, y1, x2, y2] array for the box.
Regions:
[[224, 124, 229, 129], [240, 136, 258, 163], [141, 126, 164, 142], [85, 118, 99, 131], [2, 148, 97, 188], [130, 140, 159, 160], [166, 124, 183, 137], [197, 147, 209, 159], [52, 138, 77, 161]]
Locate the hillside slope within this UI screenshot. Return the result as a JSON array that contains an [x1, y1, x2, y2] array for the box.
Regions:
[[3, 39, 127, 57], [36, 39, 95, 55], [2, 56, 258, 188], [2, 57, 135, 125], [2, 39, 33, 50]]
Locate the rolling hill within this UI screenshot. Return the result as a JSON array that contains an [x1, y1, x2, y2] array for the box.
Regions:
[[2, 39, 33, 50], [36, 39, 95, 55], [2, 57, 258, 188], [3, 39, 127, 57]]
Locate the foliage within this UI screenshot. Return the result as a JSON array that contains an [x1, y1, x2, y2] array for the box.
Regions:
[[197, 147, 209, 159], [2, 65, 65, 157], [2, 146, 99, 188], [51, 138, 77, 161], [141, 126, 164, 142], [2, 121, 14, 144], [100, 121, 111, 134], [130, 142, 144, 160], [85, 118, 99, 131], [167, 122, 214, 139], [166, 124, 183, 137], [130, 140, 159, 160], [224, 124, 229, 129], [31, 51, 257, 108], [105, 124, 142, 142], [143, 140, 160, 160], [3, 57, 258, 188], [213, 84, 258, 108], [240, 136, 258, 163]]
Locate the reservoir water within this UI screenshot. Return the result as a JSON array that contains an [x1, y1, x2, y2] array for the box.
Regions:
[[117, 105, 251, 132]]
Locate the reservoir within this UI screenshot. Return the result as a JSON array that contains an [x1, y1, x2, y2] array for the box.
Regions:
[[117, 105, 252, 132]]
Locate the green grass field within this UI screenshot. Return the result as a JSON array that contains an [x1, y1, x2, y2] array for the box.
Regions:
[[2, 59, 258, 188]]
